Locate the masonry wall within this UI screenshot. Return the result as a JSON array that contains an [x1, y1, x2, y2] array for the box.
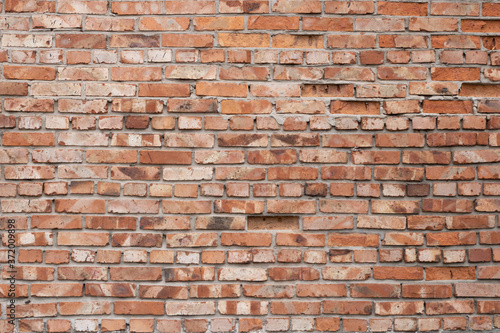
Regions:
[[1, 0, 500, 332]]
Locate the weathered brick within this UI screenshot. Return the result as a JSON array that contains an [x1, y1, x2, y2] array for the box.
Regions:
[[0, 2, 496, 326]]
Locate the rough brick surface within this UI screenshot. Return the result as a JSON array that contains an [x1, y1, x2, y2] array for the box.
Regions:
[[0, 0, 500, 332]]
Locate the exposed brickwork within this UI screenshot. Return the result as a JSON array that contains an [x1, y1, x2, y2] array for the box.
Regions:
[[0, 0, 500, 331]]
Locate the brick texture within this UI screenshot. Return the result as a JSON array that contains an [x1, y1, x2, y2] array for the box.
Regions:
[[0, 0, 500, 332]]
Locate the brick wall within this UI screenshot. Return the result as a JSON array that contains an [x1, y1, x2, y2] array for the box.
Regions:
[[1, 0, 500, 332]]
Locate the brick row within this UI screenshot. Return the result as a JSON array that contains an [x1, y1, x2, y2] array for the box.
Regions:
[[1, 315, 499, 332]]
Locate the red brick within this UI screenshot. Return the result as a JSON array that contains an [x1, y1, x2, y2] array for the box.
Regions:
[[374, 267, 424, 280], [110, 34, 159, 48], [111, 67, 161, 81], [139, 17, 189, 31], [221, 100, 271, 114], [379, 1, 427, 16], [218, 32, 269, 48], [426, 267, 476, 280], [4, 65, 55, 80], [376, 133, 425, 147], [328, 34, 376, 48], [138, 83, 190, 97], [271, 301, 321, 315]]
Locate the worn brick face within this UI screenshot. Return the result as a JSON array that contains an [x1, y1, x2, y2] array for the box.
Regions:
[[0, 1, 498, 331]]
